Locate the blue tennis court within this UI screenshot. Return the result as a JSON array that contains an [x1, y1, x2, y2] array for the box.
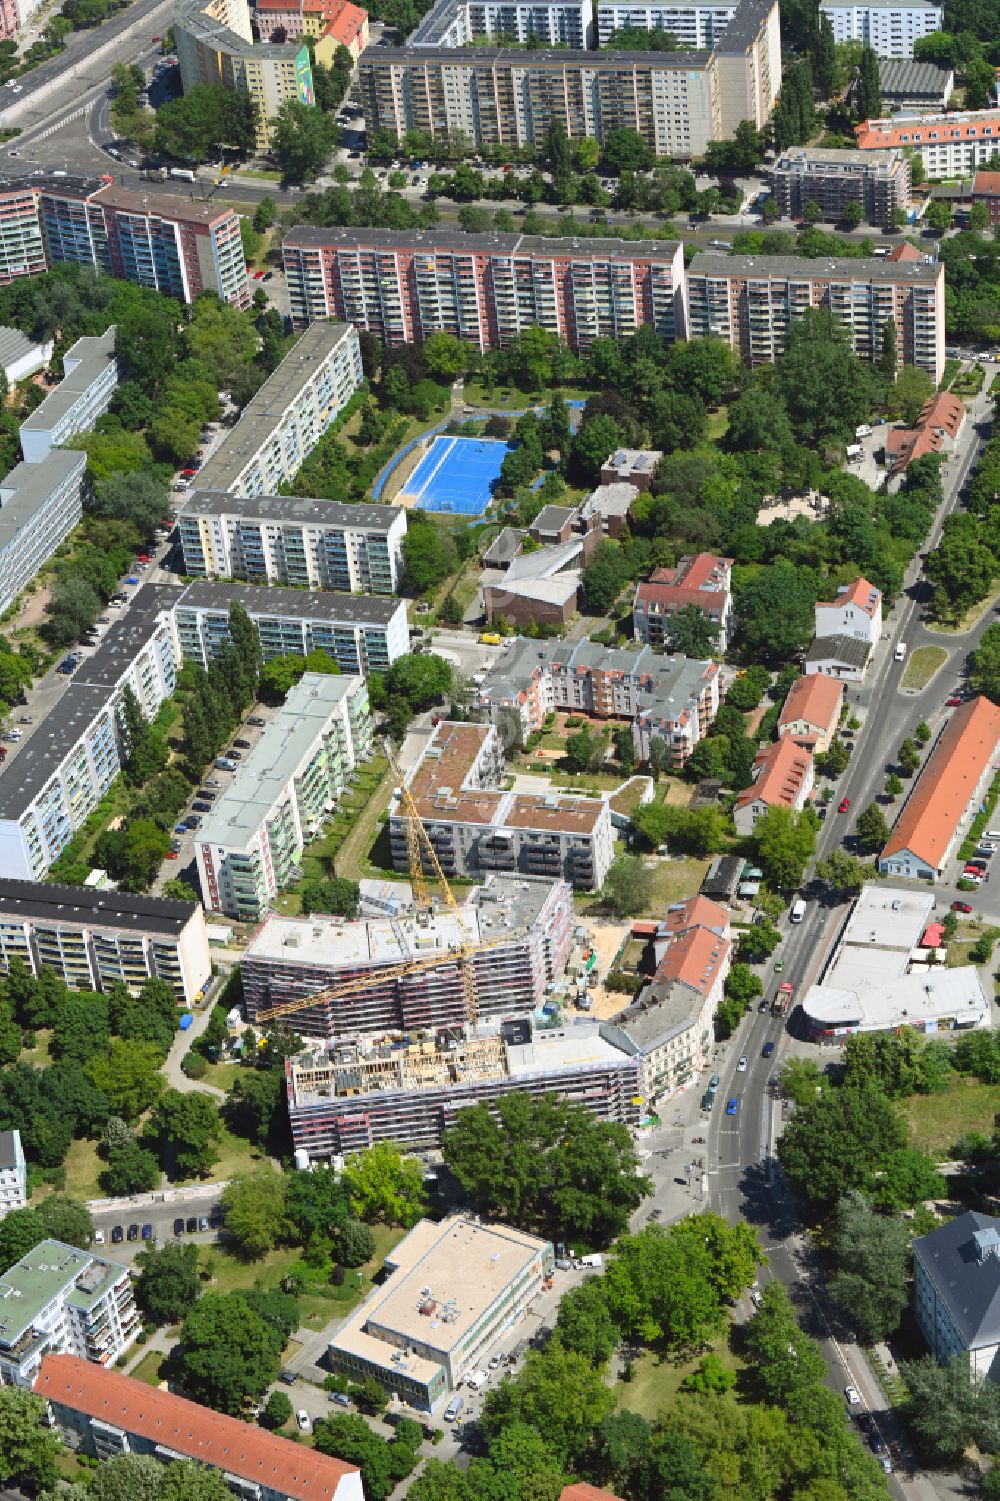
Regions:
[[400, 435, 509, 515]]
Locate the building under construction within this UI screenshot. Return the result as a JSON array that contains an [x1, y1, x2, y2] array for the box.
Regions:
[[242, 875, 575, 1039], [285, 1014, 643, 1157]]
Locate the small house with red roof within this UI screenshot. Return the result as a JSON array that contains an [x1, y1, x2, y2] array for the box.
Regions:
[[734, 737, 814, 836]]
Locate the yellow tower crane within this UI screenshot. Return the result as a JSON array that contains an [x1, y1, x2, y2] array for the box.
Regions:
[[256, 738, 481, 1030]]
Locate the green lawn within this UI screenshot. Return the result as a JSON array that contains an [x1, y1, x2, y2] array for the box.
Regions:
[[905, 1076, 1000, 1154], [615, 1334, 742, 1421], [646, 855, 713, 909], [61, 1137, 105, 1201], [20, 1028, 53, 1066], [131, 1350, 168, 1387], [900, 645, 948, 691], [707, 406, 729, 440]]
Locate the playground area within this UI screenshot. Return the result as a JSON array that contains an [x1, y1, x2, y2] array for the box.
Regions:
[[396, 435, 509, 515]]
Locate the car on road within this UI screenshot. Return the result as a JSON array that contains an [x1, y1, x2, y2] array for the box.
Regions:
[[844, 1385, 861, 1405], [488, 1354, 503, 1369], [142, 1224, 153, 1239], [838, 797, 851, 812], [946, 695, 962, 706], [726, 1098, 738, 1115], [762, 1041, 775, 1058], [758, 998, 769, 1012], [737, 1055, 748, 1071], [296, 1410, 311, 1433], [173, 1218, 185, 1235], [953, 900, 974, 912]]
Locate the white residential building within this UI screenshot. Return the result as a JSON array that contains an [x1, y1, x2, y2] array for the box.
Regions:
[[19, 329, 118, 464], [0, 1240, 139, 1389], [195, 322, 364, 498], [410, 0, 594, 46], [0, 326, 52, 384], [178, 491, 407, 594], [0, 880, 212, 1005], [914, 1213, 1000, 1378], [196, 673, 373, 920], [0, 450, 86, 617], [0, 1129, 26, 1219], [815, 576, 883, 643], [597, 0, 737, 45], [820, 0, 942, 56], [856, 108, 1000, 175]]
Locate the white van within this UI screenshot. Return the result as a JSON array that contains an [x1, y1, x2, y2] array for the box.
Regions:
[[856, 424, 872, 438], [790, 898, 806, 923], [575, 1253, 604, 1270], [465, 1370, 488, 1391], [444, 1396, 464, 1422], [895, 642, 907, 662]]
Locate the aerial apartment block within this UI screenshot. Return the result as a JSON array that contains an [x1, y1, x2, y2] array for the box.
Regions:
[[0, 1242, 138, 1390], [287, 1013, 642, 1157], [0, 880, 212, 1005], [707, 0, 780, 138], [172, 579, 409, 678], [0, 451, 87, 620], [35, 1355, 363, 1501], [913, 1212, 1000, 1376], [194, 322, 363, 498], [20, 329, 118, 464], [855, 108, 1000, 176], [0, 175, 250, 306], [328, 1216, 552, 1413], [243, 874, 575, 1038], [597, 0, 740, 46], [410, 0, 594, 45], [632, 552, 733, 652], [0, 1129, 26, 1220], [282, 227, 688, 352], [358, 45, 722, 157], [390, 721, 615, 891], [767, 146, 911, 224], [479, 636, 720, 765], [685, 252, 945, 384], [820, 0, 942, 55], [196, 673, 373, 920], [880, 695, 1000, 882], [178, 490, 407, 594], [175, 0, 315, 151]]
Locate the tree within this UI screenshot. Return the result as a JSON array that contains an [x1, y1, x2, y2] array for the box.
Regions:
[[970, 200, 991, 232], [342, 1142, 427, 1226], [158, 1462, 234, 1501], [570, 414, 624, 486], [480, 1342, 616, 1469], [885, 770, 904, 799], [421, 331, 467, 380], [812, 11, 837, 96], [856, 801, 890, 852], [223, 1069, 285, 1150], [259, 1389, 293, 1430], [722, 962, 763, 1025], [554, 1278, 618, 1365], [774, 309, 877, 443], [892, 363, 935, 425], [271, 99, 337, 182], [144, 1090, 220, 1180], [85, 1038, 164, 1121], [734, 558, 820, 661], [878, 317, 898, 382], [755, 806, 816, 889], [565, 725, 604, 773], [81, 1453, 166, 1501], [829, 1190, 910, 1341], [601, 853, 653, 916], [177, 1292, 283, 1415], [300, 876, 360, 919], [925, 199, 953, 233], [0, 1208, 46, 1274], [580, 540, 630, 614], [781, 1056, 828, 1105], [221, 1169, 287, 1260], [737, 919, 781, 963], [134, 1241, 201, 1325], [314, 1414, 397, 1501], [744, 1281, 829, 1425], [663, 605, 719, 658], [900, 1354, 1000, 1465], [0, 1385, 61, 1492], [601, 127, 653, 173], [897, 737, 921, 775], [442, 1093, 650, 1243], [842, 200, 864, 228], [856, 44, 881, 120], [777, 1082, 908, 1212], [253, 196, 276, 233], [338, 1218, 376, 1267], [815, 848, 868, 894]]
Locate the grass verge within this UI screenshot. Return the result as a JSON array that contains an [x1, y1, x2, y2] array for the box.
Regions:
[[900, 645, 948, 691], [904, 1075, 1000, 1154], [131, 1350, 168, 1387]]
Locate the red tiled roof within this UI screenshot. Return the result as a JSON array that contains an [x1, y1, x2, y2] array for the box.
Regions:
[[734, 737, 812, 815], [561, 1482, 624, 1501], [657, 894, 729, 937], [653, 923, 730, 995], [320, 0, 366, 38], [974, 171, 1000, 196], [778, 674, 843, 736], [857, 110, 1000, 150], [888, 241, 924, 262], [917, 390, 964, 437], [882, 696, 1000, 868], [34, 1356, 357, 1501], [816, 576, 881, 617]]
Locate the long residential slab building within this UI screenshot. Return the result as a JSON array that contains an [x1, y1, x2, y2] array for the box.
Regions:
[[196, 673, 373, 921], [283, 228, 688, 351], [179, 489, 407, 594], [856, 108, 1000, 176], [0, 173, 249, 307], [819, 0, 942, 56], [358, 0, 780, 157], [0, 581, 406, 882], [0, 879, 212, 1004], [686, 251, 945, 383], [410, 0, 596, 46]]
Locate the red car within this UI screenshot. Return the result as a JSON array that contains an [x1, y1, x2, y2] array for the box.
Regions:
[[953, 900, 973, 912], [946, 696, 962, 707], [165, 850, 179, 860], [253, 269, 266, 279], [838, 797, 850, 813], [182, 467, 199, 477], [152, 34, 160, 41], [137, 553, 149, 563]]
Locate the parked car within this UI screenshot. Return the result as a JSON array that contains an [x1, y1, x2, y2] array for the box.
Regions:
[[946, 695, 962, 707], [329, 1392, 351, 1406], [952, 900, 974, 912], [199, 1216, 209, 1231], [111, 1225, 124, 1243], [248, 716, 265, 727], [192, 802, 212, 813], [127, 1224, 139, 1241], [185, 1217, 197, 1233], [278, 1370, 298, 1386], [141, 1224, 153, 1239], [173, 1218, 185, 1235], [233, 738, 251, 749]]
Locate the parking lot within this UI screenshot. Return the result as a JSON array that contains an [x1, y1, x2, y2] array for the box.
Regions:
[[89, 1189, 227, 1265]]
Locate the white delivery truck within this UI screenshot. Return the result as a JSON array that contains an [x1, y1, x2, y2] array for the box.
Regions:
[[790, 898, 806, 923], [575, 1253, 604, 1270]]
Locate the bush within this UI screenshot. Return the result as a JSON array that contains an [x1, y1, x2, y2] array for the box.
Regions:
[[259, 1390, 294, 1430], [605, 970, 644, 995], [565, 715, 582, 727], [181, 1051, 208, 1080]]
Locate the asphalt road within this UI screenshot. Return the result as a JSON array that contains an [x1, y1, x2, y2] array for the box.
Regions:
[[89, 1189, 226, 1261]]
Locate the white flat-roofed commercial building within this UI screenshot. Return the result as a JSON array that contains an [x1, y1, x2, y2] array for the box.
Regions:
[[390, 721, 615, 891], [19, 329, 118, 464], [171, 579, 409, 679], [243, 874, 575, 1038], [820, 0, 942, 55], [329, 1215, 553, 1412], [802, 883, 990, 1039], [287, 1015, 643, 1159], [686, 251, 945, 384], [196, 673, 372, 920], [0, 879, 212, 1005], [0, 1240, 138, 1389], [195, 323, 363, 498], [0, 1129, 26, 1219], [178, 489, 407, 594], [0, 450, 86, 617], [410, 0, 594, 46]]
